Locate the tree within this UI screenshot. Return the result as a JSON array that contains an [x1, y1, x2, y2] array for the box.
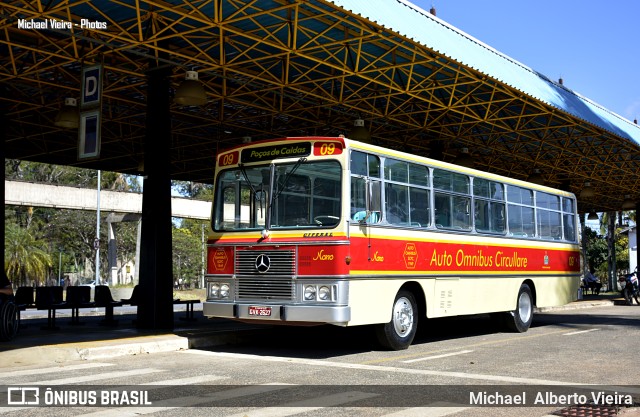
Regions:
[[4, 223, 53, 287], [594, 212, 632, 290], [584, 227, 608, 279], [5, 161, 143, 282], [172, 226, 204, 288], [171, 180, 213, 200]]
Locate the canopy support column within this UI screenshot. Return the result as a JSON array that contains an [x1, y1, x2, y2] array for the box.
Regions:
[[137, 64, 174, 330]]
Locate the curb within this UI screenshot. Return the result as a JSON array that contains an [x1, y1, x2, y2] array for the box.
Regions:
[[2, 334, 190, 365], [535, 299, 615, 313]]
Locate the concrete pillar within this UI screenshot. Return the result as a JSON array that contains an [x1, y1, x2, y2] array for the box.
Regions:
[[108, 221, 118, 285], [135, 219, 141, 285], [136, 63, 174, 330], [105, 212, 141, 286]]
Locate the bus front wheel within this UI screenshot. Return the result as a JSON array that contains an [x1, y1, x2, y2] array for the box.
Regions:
[[505, 283, 533, 333], [375, 290, 417, 350]]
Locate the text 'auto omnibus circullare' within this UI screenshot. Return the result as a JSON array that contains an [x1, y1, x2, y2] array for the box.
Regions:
[[203, 136, 580, 350]]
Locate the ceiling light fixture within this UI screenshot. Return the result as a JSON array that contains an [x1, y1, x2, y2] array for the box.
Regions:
[[349, 119, 371, 142], [54, 98, 79, 129], [174, 71, 207, 106]]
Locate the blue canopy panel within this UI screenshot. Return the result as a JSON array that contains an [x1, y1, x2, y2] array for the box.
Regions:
[[328, 0, 640, 146]]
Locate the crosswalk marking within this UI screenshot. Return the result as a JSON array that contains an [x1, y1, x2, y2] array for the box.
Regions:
[[33, 368, 165, 385], [0, 362, 113, 379], [381, 402, 469, 417], [74, 384, 294, 417], [141, 374, 228, 385], [222, 391, 379, 417]]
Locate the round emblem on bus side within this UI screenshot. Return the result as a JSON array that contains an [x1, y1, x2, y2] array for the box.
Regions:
[[255, 254, 271, 273]]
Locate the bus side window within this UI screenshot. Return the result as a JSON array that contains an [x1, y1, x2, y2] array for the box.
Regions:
[[434, 193, 451, 228], [369, 180, 382, 222], [351, 176, 367, 219], [409, 188, 430, 227], [385, 184, 409, 225], [350, 151, 381, 223]]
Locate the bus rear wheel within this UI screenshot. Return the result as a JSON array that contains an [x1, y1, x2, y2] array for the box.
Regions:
[[375, 290, 417, 350], [505, 283, 533, 333]]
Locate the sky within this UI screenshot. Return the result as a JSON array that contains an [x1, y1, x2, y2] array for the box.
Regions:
[[412, 0, 640, 122]]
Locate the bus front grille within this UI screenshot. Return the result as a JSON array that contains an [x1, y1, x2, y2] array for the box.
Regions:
[[235, 249, 296, 276], [235, 249, 296, 300], [237, 278, 294, 300]]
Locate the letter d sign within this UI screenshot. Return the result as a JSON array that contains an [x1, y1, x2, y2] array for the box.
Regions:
[[81, 65, 102, 107]]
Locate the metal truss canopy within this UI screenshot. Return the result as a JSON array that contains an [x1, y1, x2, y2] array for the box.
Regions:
[[1, 0, 639, 213]]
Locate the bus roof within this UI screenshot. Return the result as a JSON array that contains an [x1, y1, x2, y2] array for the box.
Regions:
[[218, 136, 576, 199]]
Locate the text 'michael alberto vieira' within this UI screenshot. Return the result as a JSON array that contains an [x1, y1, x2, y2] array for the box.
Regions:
[[17, 18, 107, 30], [469, 390, 634, 406]]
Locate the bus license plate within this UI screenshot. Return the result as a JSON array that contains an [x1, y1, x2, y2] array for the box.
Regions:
[[249, 306, 271, 316]]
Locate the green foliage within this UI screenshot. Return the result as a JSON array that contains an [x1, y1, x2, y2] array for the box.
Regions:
[[584, 227, 607, 271], [585, 220, 632, 280], [171, 180, 213, 200], [4, 223, 53, 286], [172, 226, 205, 288], [5, 160, 141, 191], [5, 161, 209, 287]]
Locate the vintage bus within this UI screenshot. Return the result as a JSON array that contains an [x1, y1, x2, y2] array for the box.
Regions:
[[204, 137, 581, 350]]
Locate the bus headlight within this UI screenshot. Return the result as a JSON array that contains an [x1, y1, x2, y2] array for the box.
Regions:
[[318, 286, 331, 300], [304, 285, 316, 301], [220, 283, 230, 299], [208, 282, 231, 299], [209, 283, 220, 298], [302, 284, 336, 302]]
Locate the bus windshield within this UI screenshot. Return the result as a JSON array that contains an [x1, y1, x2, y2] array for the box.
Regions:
[[214, 160, 341, 231]]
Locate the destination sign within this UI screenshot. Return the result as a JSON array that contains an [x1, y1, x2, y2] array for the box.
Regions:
[[241, 142, 311, 163]]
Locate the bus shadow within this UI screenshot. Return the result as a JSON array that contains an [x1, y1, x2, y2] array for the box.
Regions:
[[207, 323, 379, 358], [205, 309, 639, 359], [532, 310, 640, 329], [206, 314, 505, 359], [413, 314, 502, 345]]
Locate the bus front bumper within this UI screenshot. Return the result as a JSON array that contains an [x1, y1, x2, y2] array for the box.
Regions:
[[203, 302, 351, 325]]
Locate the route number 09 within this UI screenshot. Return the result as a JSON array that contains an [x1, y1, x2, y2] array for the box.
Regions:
[[219, 152, 238, 166], [319, 143, 336, 155]]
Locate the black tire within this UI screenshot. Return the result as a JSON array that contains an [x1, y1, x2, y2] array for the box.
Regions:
[[623, 287, 634, 305], [504, 284, 533, 333], [0, 301, 19, 342], [375, 290, 418, 350]]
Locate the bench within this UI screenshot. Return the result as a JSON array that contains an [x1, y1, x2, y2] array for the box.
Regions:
[[35, 286, 67, 330], [122, 285, 200, 321], [172, 299, 200, 321], [14, 286, 35, 329], [66, 286, 95, 325], [94, 285, 123, 326], [15, 286, 35, 310]]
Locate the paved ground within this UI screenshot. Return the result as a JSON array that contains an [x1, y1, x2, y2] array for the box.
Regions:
[[1, 303, 272, 365], [2, 293, 638, 416], [2, 294, 622, 365]]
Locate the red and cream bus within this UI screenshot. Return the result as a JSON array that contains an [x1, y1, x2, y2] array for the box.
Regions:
[[204, 137, 580, 350]]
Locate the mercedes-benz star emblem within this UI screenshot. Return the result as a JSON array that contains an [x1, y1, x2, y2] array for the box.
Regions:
[[255, 254, 271, 273]]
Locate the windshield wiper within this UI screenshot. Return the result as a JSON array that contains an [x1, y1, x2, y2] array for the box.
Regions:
[[238, 163, 258, 196], [238, 163, 267, 226], [271, 157, 307, 202]]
